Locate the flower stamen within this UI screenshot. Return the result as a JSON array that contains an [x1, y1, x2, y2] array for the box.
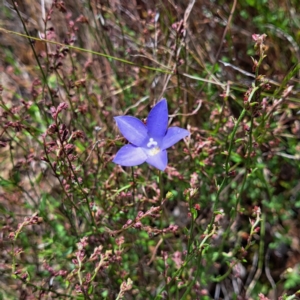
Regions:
[[147, 138, 158, 148]]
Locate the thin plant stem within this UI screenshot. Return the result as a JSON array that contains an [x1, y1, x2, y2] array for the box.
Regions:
[[131, 167, 135, 203], [208, 85, 259, 232], [159, 170, 164, 228], [159, 171, 164, 206], [0, 27, 172, 75]]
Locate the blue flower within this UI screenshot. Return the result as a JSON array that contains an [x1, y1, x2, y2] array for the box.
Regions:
[[113, 99, 189, 171]]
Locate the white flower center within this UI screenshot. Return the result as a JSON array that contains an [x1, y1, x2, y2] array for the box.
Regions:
[[147, 138, 158, 148], [149, 147, 160, 156], [146, 138, 160, 156]]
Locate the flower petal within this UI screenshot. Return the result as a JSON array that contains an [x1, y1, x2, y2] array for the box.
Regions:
[[161, 127, 190, 150], [146, 150, 168, 171], [146, 99, 168, 138], [113, 145, 147, 166], [114, 116, 147, 146]]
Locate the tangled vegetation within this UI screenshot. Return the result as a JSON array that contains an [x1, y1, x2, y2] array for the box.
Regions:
[[0, 0, 300, 299]]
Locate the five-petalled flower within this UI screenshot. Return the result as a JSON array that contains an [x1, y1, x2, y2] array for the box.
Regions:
[[113, 99, 189, 171]]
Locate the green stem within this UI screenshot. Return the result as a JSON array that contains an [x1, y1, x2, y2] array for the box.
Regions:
[[178, 226, 217, 299], [131, 167, 136, 203], [187, 194, 194, 254], [159, 171, 164, 228], [159, 171, 164, 205], [154, 252, 197, 300]]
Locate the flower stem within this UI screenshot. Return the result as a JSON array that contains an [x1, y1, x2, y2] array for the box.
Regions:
[[158, 171, 164, 228], [131, 167, 136, 203], [159, 171, 164, 206]]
